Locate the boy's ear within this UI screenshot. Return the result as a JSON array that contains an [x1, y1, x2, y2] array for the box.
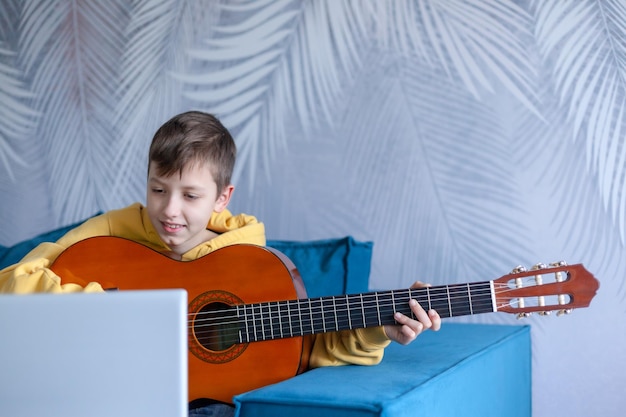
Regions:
[[214, 185, 234, 212]]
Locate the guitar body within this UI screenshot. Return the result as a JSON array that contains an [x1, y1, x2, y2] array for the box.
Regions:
[[51, 236, 311, 403]]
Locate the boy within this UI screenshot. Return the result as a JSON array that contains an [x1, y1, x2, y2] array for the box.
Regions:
[[0, 111, 441, 415]]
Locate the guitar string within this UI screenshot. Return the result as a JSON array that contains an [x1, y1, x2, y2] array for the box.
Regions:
[[189, 279, 551, 325], [189, 285, 554, 333], [189, 294, 534, 346], [190, 291, 493, 327], [189, 295, 509, 345], [191, 294, 493, 327], [189, 287, 492, 325], [189, 281, 558, 344]]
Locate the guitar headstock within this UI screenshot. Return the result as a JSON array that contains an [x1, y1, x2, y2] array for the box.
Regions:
[[494, 262, 599, 318]]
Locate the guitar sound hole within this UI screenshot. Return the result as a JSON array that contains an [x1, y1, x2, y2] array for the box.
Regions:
[[193, 302, 240, 351]]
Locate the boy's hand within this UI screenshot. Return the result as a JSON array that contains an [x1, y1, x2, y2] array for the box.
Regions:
[[383, 281, 442, 345]]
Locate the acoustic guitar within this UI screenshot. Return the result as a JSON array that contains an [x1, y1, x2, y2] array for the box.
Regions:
[[51, 236, 599, 403]]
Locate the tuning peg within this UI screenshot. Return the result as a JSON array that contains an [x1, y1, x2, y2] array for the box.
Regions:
[[511, 265, 527, 274], [516, 312, 531, 319], [549, 261, 570, 310]]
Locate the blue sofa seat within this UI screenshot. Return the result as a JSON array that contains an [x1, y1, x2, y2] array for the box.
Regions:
[[235, 323, 531, 417]]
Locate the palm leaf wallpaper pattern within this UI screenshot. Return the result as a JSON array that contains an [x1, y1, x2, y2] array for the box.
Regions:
[[1, 1, 624, 415]]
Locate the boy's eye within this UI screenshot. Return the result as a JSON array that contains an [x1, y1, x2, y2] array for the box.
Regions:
[[185, 194, 198, 200], [151, 188, 164, 194]]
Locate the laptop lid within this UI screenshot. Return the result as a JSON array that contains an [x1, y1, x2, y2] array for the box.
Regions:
[[0, 289, 188, 417]]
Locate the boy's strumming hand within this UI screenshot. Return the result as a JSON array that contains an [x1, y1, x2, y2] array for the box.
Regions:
[[383, 281, 441, 345]]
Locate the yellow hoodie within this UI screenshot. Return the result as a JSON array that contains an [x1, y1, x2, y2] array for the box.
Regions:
[[0, 202, 389, 367]]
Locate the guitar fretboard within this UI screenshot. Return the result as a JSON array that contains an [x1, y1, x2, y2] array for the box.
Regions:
[[236, 281, 495, 343]]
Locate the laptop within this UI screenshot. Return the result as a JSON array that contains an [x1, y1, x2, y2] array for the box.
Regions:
[[0, 289, 188, 417]]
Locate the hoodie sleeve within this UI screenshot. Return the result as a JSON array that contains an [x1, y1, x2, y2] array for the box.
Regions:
[[308, 326, 391, 368], [0, 215, 114, 294], [0, 254, 104, 293]]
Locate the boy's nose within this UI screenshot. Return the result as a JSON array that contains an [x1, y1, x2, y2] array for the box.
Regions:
[[163, 196, 181, 217]]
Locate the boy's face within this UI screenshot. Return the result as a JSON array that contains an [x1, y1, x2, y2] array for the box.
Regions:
[[146, 161, 233, 257]]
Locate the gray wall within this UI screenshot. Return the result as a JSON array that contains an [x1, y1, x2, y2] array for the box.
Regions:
[[1, 1, 624, 415]]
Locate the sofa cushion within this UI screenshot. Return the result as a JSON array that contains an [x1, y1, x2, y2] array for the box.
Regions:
[[266, 237, 373, 297], [234, 323, 531, 417]]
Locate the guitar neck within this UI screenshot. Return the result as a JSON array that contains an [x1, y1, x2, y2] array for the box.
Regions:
[[236, 281, 495, 343]]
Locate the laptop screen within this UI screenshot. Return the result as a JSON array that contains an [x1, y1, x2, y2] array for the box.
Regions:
[[0, 290, 188, 417]]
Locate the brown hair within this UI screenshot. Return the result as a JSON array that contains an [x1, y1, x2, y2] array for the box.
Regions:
[[148, 111, 236, 193]]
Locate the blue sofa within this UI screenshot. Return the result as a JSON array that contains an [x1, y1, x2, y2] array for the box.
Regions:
[[235, 324, 530, 417], [0, 220, 531, 417]]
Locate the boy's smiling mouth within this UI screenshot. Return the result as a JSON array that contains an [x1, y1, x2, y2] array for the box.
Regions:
[[162, 222, 185, 233]]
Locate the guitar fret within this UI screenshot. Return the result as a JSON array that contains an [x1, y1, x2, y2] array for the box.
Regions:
[[254, 304, 263, 340], [270, 302, 278, 340], [412, 289, 424, 315], [346, 295, 352, 329], [297, 299, 304, 335], [285, 301, 292, 336], [263, 303, 270, 341], [446, 286, 452, 317], [263, 302, 270, 340], [287, 300, 294, 338], [248, 305, 256, 341], [353, 295, 364, 328], [265, 303, 272, 340], [428, 286, 450, 318], [334, 296, 348, 332], [311, 298, 323, 335], [470, 282, 496, 314], [408, 289, 415, 319], [300, 300, 313, 335], [452, 283, 476, 317], [296, 301, 302, 335], [269, 302, 280, 339], [402, 289, 409, 318], [375, 293, 381, 325], [378, 292, 394, 325], [322, 297, 337, 332], [469, 284, 486, 315], [284, 300, 292, 337], [292, 300, 301, 335], [277, 301, 284, 338], [259, 303, 268, 340], [319, 299, 325, 333], [235, 305, 241, 342], [257, 303, 262, 338], [365, 293, 381, 327], [308, 299, 313, 334], [305, 299, 313, 335], [360, 294, 366, 327], [266, 303, 273, 341], [290, 300, 299, 336], [236, 305, 244, 343], [408, 288, 416, 320], [247, 304, 254, 342], [248, 306, 256, 342], [254, 303, 261, 341]]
